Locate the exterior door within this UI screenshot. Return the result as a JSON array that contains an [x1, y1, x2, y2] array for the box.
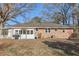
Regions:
[[20, 29, 26, 39], [13, 29, 20, 39], [26, 29, 35, 39]]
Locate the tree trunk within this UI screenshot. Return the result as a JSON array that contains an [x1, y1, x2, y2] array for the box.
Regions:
[[77, 19, 79, 26], [0, 23, 4, 38], [63, 19, 67, 25], [63, 20, 65, 25], [73, 18, 75, 26], [68, 19, 70, 25]]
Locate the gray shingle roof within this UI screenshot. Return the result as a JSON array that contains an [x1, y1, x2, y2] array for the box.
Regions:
[[11, 22, 73, 28]]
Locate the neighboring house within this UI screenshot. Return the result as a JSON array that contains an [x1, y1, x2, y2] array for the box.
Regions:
[[0, 22, 74, 39]]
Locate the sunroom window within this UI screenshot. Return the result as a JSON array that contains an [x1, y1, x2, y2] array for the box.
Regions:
[[15, 30, 19, 34], [19, 30, 22, 34], [27, 30, 29, 34], [31, 30, 33, 34], [19, 29, 26, 34], [23, 30, 26, 34], [1, 29, 8, 35]]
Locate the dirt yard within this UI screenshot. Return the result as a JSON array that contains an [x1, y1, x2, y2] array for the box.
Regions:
[[0, 39, 79, 56]]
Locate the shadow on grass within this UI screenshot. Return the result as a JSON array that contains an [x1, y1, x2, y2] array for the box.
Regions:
[[43, 41, 79, 56]]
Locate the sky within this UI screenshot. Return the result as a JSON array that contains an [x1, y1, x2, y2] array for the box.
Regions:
[[6, 3, 74, 26], [6, 4, 44, 25]]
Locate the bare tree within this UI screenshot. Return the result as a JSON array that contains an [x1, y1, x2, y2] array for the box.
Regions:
[[0, 3, 34, 27], [42, 3, 74, 25], [72, 4, 79, 26], [52, 11, 63, 24], [53, 3, 73, 25], [0, 3, 34, 37]]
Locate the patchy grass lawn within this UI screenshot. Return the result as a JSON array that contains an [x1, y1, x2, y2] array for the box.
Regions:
[[0, 39, 78, 56]]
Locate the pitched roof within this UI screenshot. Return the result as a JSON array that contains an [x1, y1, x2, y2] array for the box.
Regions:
[[11, 22, 73, 28]]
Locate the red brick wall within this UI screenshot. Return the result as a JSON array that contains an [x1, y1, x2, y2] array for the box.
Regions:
[[35, 28, 73, 39]]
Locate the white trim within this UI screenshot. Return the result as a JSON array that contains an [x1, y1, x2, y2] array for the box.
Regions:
[[8, 27, 73, 29]]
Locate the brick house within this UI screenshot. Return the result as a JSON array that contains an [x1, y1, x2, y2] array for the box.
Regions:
[[0, 22, 74, 39]]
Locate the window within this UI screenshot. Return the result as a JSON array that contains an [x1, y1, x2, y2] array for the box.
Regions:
[[23, 30, 26, 34], [31, 30, 33, 34], [27, 30, 29, 34], [36, 28, 38, 31], [15, 30, 19, 34], [48, 28, 50, 32], [15, 30, 18, 32], [19, 29, 26, 34], [19, 30, 22, 34], [45, 28, 50, 33], [27, 30, 33, 34], [1, 29, 8, 35], [45, 28, 48, 33]]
